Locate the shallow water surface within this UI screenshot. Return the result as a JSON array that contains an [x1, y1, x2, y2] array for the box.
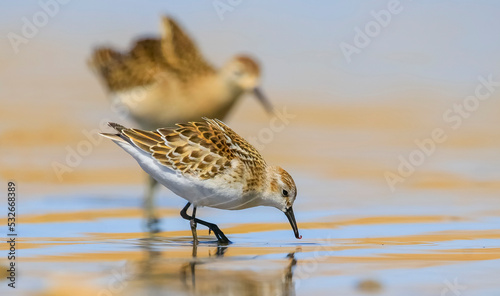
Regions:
[[2, 177, 500, 295]]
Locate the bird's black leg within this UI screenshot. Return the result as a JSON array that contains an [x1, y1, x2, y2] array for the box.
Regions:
[[180, 202, 231, 244], [144, 176, 160, 233], [191, 205, 199, 245], [181, 202, 198, 244]]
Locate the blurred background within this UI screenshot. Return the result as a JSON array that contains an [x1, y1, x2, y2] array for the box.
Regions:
[[2, 1, 500, 295]]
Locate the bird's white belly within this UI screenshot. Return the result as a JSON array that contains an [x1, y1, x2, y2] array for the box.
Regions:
[[115, 141, 246, 210]]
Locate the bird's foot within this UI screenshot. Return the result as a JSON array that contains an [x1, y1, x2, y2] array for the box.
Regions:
[[146, 217, 161, 234]]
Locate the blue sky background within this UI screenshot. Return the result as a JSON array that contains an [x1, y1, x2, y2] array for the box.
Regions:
[[1, 0, 500, 104]]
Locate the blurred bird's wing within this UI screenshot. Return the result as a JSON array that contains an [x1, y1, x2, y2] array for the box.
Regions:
[[159, 16, 215, 81], [88, 39, 165, 91], [88, 16, 214, 92]]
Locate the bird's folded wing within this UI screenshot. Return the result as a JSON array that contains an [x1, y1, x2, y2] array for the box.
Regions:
[[116, 120, 230, 179], [113, 118, 265, 180]]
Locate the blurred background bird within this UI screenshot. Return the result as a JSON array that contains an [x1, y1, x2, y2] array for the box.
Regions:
[[88, 16, 274, 232]]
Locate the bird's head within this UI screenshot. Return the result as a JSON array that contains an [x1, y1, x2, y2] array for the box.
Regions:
[[262, 166, 301, 239], [221, 55, 273, 113]]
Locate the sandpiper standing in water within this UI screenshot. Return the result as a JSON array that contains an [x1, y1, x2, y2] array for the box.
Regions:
[[100, 118, 301, 244], [88, 16, 273, 231]]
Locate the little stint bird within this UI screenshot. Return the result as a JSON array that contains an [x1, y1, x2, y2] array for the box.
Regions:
[[100, 118, 301, 244], [88, 16, 273, 231]]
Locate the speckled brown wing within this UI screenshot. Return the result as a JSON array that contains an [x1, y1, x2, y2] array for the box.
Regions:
[[204, 119, 266, 169], [204, 119, 267, 191], [111, 122, 229, 179], [110, 119, 266, 182], [152, 120, 235, 179]]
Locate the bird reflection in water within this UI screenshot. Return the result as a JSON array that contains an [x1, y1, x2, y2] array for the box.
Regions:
[[124, 238, 298, 296]]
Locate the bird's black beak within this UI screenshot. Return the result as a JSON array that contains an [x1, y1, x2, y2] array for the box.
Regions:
[[284, 207, 302, 239], [253, 87, 274, 114]]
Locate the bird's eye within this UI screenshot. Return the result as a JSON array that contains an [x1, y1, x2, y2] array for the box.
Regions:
[[282, 189, 288, 197]]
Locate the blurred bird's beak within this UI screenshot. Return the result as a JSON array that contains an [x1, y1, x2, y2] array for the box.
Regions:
[[253, 87, 274, 114], [284, 207, 302, 239]]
